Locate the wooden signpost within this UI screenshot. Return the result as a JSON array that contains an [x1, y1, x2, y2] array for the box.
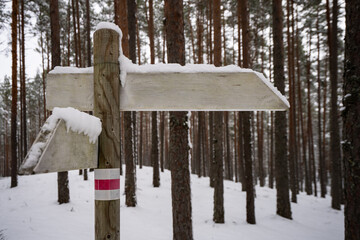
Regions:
[[19, 25, 289, 240]]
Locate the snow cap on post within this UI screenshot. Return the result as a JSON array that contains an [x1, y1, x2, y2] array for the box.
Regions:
[[95, 22, 131, 87]]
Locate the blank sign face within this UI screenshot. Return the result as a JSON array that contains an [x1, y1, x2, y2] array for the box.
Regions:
[[46, 71, 289, 112], [121, 72, 288, 111]]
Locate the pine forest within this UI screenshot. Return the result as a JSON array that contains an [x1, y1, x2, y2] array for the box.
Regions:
[[0, 0, 359, 239]]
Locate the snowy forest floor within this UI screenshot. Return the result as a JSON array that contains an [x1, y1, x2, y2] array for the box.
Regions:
[[0, 166, 343, 240]]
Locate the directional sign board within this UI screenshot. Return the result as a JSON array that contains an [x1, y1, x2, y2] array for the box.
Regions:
[[19, 118, 98, 175], [46, 68, 289, 112]]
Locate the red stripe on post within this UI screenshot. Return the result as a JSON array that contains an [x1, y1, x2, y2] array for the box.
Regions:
[[94, 179, 120, 190]]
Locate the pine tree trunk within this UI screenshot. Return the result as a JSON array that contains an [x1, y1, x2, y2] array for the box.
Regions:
[[85, 0, 91, 67], [152, 111, 160, 187], [209, 111, 215, 188], [132, 112, 137, 165], [71, 0, 78, 66], [115, 0, 129, 57], [239, 0, 256, 224], [20, 0, 27, 158], [196, 2, 203, 64], [243, 112, 255, 224], [234, 112, 239, 182], [225, 112, 232, 180], [160, 112, 165, 172], [125, 112, 136, 206], [127, 0, 137, 63], [165, 1, 193, 238], [139, 112, 143, 169], [10, 0, 19, 188], [212, 0, 224, 224], [75, 0, 81, 67], [213, 111, 224, 223], [50, 0, 70, 203], [316, 6, 326, 199], [238, 112, 245, 191], [269, 112, 274, 189], [273, 0, 291, 219], [343, 1, 360, 238], [148, 0, 155, 64], [286, 0, 297, 202], [258, 112, 265, 187], [329, 0, 342, 211]]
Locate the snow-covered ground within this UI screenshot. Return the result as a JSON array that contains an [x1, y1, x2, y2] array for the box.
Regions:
[[0, 167, 343, 240]]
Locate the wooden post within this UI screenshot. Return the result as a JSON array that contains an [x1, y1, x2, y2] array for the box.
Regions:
[[93, 28, 121, 240]]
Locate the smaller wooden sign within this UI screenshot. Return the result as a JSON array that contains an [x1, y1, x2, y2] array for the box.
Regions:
[[19, 119, 98, 175]]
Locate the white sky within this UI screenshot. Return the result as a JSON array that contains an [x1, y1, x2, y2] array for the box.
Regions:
[[0, 2, 42, 82]]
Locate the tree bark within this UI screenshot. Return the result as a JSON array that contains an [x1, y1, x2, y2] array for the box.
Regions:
[[165, 0, 193, 239], [50, 0, 70, 203], [148, 0, 155, 64], [115, 0, 129, 57], [86, 0, 91, 67], [160, 112, 165, 172], [127, 0, 137, 63], [273, 0, 291, 219], [343, 1, 360, 238], [20, 0, 27, 159], [10, 0, 18, 188], [239, 0, 256, 224], [125, 111, 136, 206], [139, 112, 143, 169], [152, 111, 160, 187], [213, 111, 224, 223], [212, 0, 225, 224], [329, 0, 342, 211]]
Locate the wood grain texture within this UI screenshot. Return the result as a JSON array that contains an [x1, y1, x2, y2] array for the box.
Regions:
[[19, 119, 97, 174], [46, 71, 288, 111], [46, 73, 93, 111], [93, 28, 120, 240]]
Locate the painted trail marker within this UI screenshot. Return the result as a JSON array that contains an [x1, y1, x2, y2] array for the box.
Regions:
[[19, 23, 289, 240]]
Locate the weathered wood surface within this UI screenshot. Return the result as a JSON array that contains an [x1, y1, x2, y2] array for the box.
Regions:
[[46, 72, 93, 111], [19, 119, 97, 174], [93, 28, 120, 240], [122, 72, 288, 111], [46, 71, 289, 111]]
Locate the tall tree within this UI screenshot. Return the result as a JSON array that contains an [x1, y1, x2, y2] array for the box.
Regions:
[[86, 0, 91, 67], [286, 0, 297, 202], [115, 0, 129, 57], [212, 0, 224, 224], [116, 0, 136, 207], [152, 111, 160, 187], [165, 0, 193, 238], [273, 0, 291, 219], [127, 0, 137, 63], [329, 0, 342, 211], [50, 0, 70, 203], [10, 0, 19, 188], [343, 0, 360, 238], [20, 0, 27, 160], [148, 0, 155, 64], [239, 0, 256, 224]]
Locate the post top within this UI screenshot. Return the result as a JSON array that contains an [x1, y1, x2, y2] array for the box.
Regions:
[[95, 22, 123, 39]]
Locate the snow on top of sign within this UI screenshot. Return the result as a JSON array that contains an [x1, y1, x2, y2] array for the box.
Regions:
[[21, 142, 46, 169], [49, 66, 93, 74], [20, 108, 101, 173], [254, 72, 290, 108], [124, 63, 254, 74], [43, 107, 102, 144]]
